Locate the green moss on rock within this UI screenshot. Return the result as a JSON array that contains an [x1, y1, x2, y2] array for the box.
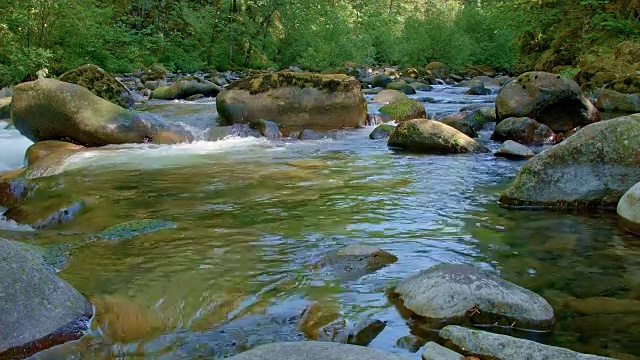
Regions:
[[95, 219, 176, 241], [59, 64, 134, 109], [227, 71, 360, 95], [379, 99, 426, 122]]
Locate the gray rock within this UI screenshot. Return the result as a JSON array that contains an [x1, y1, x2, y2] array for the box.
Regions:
[[496, 72, 599, 132], [371, 89, 409, 104], [410, 82, 433, 91], [439, 325, 613, 360], [250, 119, 282, 139], [500, 114, 640, 208], [0, 97, 11, 119], [495, 140, 535, 159], [466, 84, 492, 95], [185, 94, 205, 101], [617, 181, 640, 235], [491, 117, 554, 144], [422, 342, 465, 360], [387, 81, 417, 95], [0, 238, 93, 358], [151, 77, 221, 100], [228, 341, 409, 360], [392, 264, 555, 331], [298, 129, 328, 140], [596, 89, 640, 113]]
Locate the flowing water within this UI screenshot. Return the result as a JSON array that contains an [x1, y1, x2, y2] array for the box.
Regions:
[[0, 87, 638, 359]]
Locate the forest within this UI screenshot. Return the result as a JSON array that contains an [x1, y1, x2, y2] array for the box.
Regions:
[[1, 0, 639, 87]]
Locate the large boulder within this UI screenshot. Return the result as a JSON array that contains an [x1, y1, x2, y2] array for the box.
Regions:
[[151, 77, 221, 100], [228, 341, 409, 360], [391, 264, 555, 331], [217, 72, 366, 130], [388, 119, 485, 154], [617, 181, 640, 235], [439, 326, 613, 360], [59, 64, 135, 109], [379, 99, 426, 122], [0, 238, 93, 358], [500, 114, 640, 208], [371, 89, 409, 104], [141, 63, 168, 82], [491, 117, 554, 144], [11, 79, 190, 147], [439, 115, 477, 138], [496, 72, 599, 132], [574, 61, 635, 93], [596, 89, 640, 113]]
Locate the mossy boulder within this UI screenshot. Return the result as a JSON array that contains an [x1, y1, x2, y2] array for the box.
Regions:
[[59, 64, 135, 109], [496, 72, 600, 132], [574, 61, 632, 92], [11, 79, 191, 147], [438, 108, 496, 138], [409, 82, 433, 91], [466, 84, 492, 95], [386, 81, 416, 95], [0, 238, 93, 358], [369, 124, 396, 140], [596, 89, 640, 113], [371, 89, 408, 104], [500, 114, 640, 209], [379, 99, 426, 122], [618, 182, 640, 235], [491, 117, 554, 145], [141, 63, 168, 82], [216, 72, 367, 130], [425, 62, 448, 79], [388, 119, 485, 154], [464, 64, 497, 78], [151, 77, 221, 100], [401, 67, 421, 79], [372, 74, 393, 88]]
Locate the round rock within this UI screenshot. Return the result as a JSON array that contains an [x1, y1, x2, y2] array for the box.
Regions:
[[229, 341, 409, 360], [392, 263, 555, 331]]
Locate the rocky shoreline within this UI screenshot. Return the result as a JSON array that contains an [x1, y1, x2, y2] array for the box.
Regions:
[[0, 45, 639, 359]]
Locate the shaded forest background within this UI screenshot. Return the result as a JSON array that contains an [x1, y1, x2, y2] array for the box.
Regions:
[[1, 0, 639, 87]]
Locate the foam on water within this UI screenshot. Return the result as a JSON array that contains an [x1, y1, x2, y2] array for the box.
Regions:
[[29, 136, 280, 178]]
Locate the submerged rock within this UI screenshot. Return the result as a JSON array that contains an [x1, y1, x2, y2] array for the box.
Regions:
[[0, 238, 93, 359], [151, 77, 221, 100], [596, 89, 640, 113], [95, 219, 177, 241], [316, 244, 397, 277], [229, 341, 409, 360], [496, 72, 599, 132], [11, 79, 186, 147], [617, 182, 640, 235], [500, 114, 640, 209], [25, 141, 84, 167], [388, 119, 485, 154], [439, 325, 613, 360], [369, 124, 396, 140], [391, 264, 555, 331], [217, 72, 366, 130], [495, 140, 535, 159], [379, 99, 426, 122], [491, 117, 554, 144], [59, 64, 135, 109], [371, 89, 409, 105], [395, 335, 427, 353]]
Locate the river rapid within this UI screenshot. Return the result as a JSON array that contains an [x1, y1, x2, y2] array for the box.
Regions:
[[0, 86, 638, 359]]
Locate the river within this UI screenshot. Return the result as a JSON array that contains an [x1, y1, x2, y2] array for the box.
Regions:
[[0, 86, 638, 359]]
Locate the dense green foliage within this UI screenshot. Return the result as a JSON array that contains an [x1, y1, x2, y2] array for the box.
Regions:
[[0, 0, 638, 87]]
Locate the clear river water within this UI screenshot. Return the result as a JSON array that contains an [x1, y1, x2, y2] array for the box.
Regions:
[[0, 86, 638, 359]]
